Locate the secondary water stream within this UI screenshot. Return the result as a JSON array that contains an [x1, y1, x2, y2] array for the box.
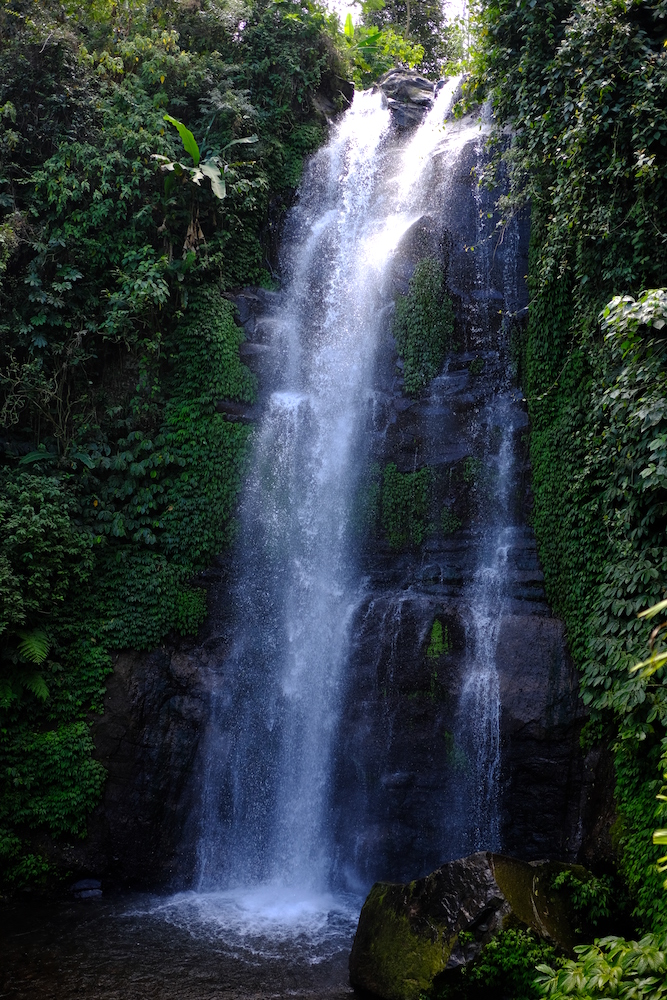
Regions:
[[455, 393, 518, 854]]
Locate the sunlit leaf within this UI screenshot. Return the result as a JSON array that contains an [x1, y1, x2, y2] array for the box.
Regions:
[[222, 135, 259, 153], [638, 600, 667, 620], [200, 161, 226, 200], [163, 114, 200, 166]]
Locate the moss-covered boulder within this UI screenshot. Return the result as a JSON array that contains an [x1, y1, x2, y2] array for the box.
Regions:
[[349, 852, 582, 1000]]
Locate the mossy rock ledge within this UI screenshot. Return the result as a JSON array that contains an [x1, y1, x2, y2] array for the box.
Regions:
[[349, 851, 582, 1000]]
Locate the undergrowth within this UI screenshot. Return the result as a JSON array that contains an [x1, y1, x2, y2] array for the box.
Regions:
[[431, 929, 563, 1000]]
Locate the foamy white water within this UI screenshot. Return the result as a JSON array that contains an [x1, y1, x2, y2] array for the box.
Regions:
[[140, 886, 361, 963]]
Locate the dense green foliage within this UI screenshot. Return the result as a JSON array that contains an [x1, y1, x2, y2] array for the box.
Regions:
[[380, 462, 434, 548], [343, 5, 425, 87], [471, 0, 667, 927], [393, 257, 455, 396], [550, 869, 616, 938], [361, 0, 464, 77], [0, 0, 354, 890], [431, 929, 563, 1000], [536, 933, 667, 1000]]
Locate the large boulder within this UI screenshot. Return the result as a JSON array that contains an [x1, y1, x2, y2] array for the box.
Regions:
[[349, 852, 580, 1000], [375, 69, 435, 127]]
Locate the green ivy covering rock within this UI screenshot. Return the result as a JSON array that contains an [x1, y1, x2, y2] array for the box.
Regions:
[[381, 462, 434, 548], [393, 258, 455, 396]]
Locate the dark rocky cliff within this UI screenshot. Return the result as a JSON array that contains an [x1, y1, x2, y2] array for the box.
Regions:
[[70, 80, 613, 889]]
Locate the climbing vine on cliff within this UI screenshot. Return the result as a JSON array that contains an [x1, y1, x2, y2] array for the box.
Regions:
[[393, 257, 455, 396], [381, 462, 434, 548]]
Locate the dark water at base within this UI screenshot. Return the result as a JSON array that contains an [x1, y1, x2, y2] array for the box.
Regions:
[[0, 894, 357, 1000]]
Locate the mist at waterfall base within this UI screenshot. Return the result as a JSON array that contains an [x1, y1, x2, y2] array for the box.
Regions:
[[138, 80, 516, 966]]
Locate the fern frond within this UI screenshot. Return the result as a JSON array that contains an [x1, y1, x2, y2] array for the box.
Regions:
[[0, 678, 16, 709], [17, 629, 51, 664], [23, 671, 49, 701]]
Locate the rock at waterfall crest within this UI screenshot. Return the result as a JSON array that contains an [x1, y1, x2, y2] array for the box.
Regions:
[[375, 70, 436, 127]]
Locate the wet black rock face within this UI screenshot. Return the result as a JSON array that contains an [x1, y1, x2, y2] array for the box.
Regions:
[[58, 627, 228, 886]]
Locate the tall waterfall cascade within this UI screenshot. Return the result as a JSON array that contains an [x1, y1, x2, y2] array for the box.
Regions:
[[157, 79, 548, 957]]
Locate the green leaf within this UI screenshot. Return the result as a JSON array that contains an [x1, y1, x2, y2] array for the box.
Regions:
[[23, 671, 49, 701], [200, 161, 226, 200], [163, 114, 200, 167], [17, 629, 51, 664], [221, 135, 259, 154], [18, 450, 57, 466], [344, 12, 354, 38], [69, 451, 95, 469]]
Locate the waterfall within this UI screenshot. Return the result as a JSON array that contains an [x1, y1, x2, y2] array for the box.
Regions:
[[195, 80, 469, 896], [451, 141, 519, 854], [155, 77, 523, 952], [195, 89, 395, 895]]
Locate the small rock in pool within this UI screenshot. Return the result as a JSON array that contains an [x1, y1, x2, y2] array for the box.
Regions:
[[70, 878, 102, 899], [73, 888, 103, 900]]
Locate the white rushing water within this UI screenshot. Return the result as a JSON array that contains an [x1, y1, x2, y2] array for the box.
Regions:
[[453, 157, 522, 853], [457, 394, 518, 853], [154, 78, 511, 955]]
